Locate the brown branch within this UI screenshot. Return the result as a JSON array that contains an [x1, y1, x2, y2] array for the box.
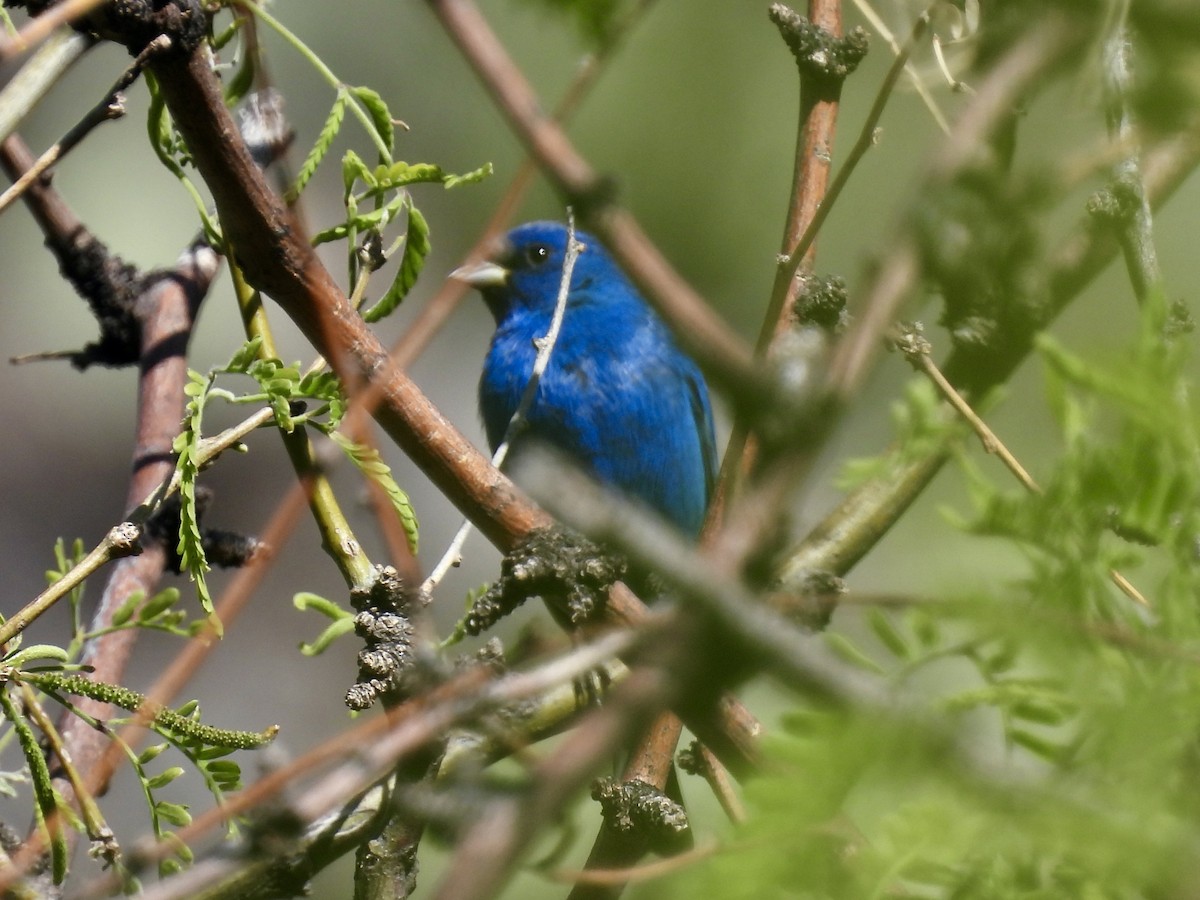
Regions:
[[0, 133, 219, 881], [568, 2, 858, 893], [151, 47, 547, 550]]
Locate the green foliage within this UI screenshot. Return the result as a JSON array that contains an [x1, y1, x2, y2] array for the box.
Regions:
[[176, 339, 421, 568], [663, 296, 1200, 897], [362, 202, 430, 324], [321, 153, 490, 324], [288, 89, 348, 202], [837, 379, 962, 489], [327, 432, 419, 554], [294, 591, 355, 655], [0, 690, 67, 884], [173, 369, 219, 629]]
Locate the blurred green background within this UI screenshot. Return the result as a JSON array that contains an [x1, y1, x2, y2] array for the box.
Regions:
[[1, 0, 1196, 895]]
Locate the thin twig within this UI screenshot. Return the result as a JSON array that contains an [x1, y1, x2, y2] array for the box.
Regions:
[[891, 325, 1040, 494], [850, 0, 951, 132], [826, 17, 1073, 401], [0, 0, 106, 63], [552, 841, 720, 886], [0, 34, 168, 216], [0, 27, 93, 147], [893, 324, 1149, 608]]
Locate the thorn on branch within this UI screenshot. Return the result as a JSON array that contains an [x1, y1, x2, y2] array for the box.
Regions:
[[591, 777, 691, 856], [768, 4, 868, 85], [463, 527, 626, 635]]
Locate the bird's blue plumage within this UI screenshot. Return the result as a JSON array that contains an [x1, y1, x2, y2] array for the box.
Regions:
[[465, 221, 716, 536]]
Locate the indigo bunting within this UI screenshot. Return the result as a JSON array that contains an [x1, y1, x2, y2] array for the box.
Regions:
[[453, 221, 716, 536]]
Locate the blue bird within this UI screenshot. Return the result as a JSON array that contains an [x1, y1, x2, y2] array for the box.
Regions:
[[453, 221, 716, 536]]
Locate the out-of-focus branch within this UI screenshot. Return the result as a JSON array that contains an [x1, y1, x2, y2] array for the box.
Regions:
[[94, 629, 646, 900], [0, 27, 92, 146], [431, 667, 675, 900], [424, 0, 765, 404], [1099, 18, 1162, 304], [0, 34, 167, 216], [0, 0, 105, 63], [779, 117, 1200, 590], [825, 15, 1074, 402]]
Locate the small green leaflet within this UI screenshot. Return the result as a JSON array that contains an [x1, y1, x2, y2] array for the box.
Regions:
[[173, 371, 220, 634], [294, 591, 355, 655], [327, 431, 418, 553], [363, 203, 430, 323], [350, 85, 395, 154], [288, 90, 348, 202]]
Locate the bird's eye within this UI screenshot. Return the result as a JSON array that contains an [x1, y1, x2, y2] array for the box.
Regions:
[[524, 243, 551, 267]]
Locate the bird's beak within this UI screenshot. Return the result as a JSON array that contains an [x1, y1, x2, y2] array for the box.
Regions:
[[450, 260, 509, 289]]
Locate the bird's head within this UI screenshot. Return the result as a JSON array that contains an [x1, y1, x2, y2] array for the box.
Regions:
[[451, 221, 617, 322]]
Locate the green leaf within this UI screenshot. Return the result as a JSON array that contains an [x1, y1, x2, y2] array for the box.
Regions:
[[867, 610, 912, 660], [327, 432, 419, 553], [110, 590, 145, 627], [300, 616, 356, 656], [1, 692, 67, 883], [3, 644, 69, 669], [363, 203, 430, 323], [443, 162, 493, 188], [146, 767, 186, 790], [518, 0, 622, 43], [1008, 728, 1070, 764], [223, 336, 265, 374], [342, 149, 372, 194], [288, 90, 348, 202], [294, 592, 353, 620], [138, 588, 182, 623], [154, 801, 192, 827], [350, 85, 395, 154], [823, 633, 885, 674], [138, 743, 170, 766], [196, 745, 236, 761]]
